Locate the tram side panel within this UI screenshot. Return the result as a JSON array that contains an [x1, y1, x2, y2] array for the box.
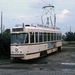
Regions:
[[11, 41, 62, 60], [11, 45, 39, 60], [11, 44, 47, 60], [56, 41, 62, 51]]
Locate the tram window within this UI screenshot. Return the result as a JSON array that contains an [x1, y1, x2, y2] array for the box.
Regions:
[[54, 33, 56, 40], [39, 32, 43, 42], [25, 33, 29, 43], [44, 33, 47, 41], [11, 33, 29, 44], [57, 33, 58, 40], [30, 32, 34, 43], [35, 32, 38, 43], [59, 33, 61, 40], [51, 33, 53, 41], [48, 33, 50, 41], [60, 34, 62, 40], [57, 33, 59, 40]]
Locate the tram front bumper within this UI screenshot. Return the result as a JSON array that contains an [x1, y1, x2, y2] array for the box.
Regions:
[[11, 54, 24, 58]]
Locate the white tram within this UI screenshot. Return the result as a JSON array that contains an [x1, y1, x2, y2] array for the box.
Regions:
[[10, 25, 62, 60]]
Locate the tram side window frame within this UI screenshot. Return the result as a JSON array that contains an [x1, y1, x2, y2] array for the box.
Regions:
[[44, 33, 47, 42], [59, 33, 62, 40], [57, 33, 59, 40], [51, 33, 53, 41], [54, 33, 56, 41], [39, 32, 43, 42], [35, 32, 38, 43], [30, 32, 34, 43], [48, 33, 50, 41], [24, 33, 29, 43], [57, 33, 61, 40]]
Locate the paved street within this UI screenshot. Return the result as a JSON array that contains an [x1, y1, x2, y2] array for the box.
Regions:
[[0, 47, 75, 75], [0, 69, 75, 75]]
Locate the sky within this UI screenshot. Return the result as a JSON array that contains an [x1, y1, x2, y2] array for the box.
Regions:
[[0, 0, 75, 34]]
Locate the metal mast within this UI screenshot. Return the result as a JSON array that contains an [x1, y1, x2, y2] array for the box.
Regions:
[[1, 12, 3, 34]]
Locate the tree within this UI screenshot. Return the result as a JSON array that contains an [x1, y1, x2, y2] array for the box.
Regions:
[[65, 32, 75, 41], [74, 32, 75, 41], [0, 29, 10, 58], [62, 35, 66, 41]]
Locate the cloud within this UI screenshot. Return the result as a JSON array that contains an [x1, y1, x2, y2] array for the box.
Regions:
[[57, 9, 69, 23], [58, 9, 69, 18]]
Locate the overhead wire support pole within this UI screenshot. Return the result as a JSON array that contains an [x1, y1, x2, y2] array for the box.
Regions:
[[1, 12, 3, 34]]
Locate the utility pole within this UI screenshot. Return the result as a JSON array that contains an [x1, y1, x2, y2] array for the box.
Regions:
[[1, 12, 3, 34], [70, 26, 71, 32]]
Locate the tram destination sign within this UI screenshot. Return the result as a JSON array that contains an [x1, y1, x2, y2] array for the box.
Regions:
[[12, 28, 23, 32]]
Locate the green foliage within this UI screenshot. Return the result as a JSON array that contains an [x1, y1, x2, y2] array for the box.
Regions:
[[63, 32, 75, 41], [0, 29, 10, 58]]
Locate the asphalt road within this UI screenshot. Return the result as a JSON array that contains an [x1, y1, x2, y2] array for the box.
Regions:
[[0, 47, 75, 75]]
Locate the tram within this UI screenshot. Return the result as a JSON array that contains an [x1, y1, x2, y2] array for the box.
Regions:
[[10, 5, 62, 60], [10, 24, 62, 60]]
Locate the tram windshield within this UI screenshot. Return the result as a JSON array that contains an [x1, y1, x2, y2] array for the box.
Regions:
[[11, 33, 28, 44]]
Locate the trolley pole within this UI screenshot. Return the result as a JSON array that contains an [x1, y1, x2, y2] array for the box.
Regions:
[[70, 26, 71, 32], [1, 12, 3, 34]]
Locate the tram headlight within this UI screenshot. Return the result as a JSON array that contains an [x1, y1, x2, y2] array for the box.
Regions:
[[20, 51, 22, 53], [12, 51, 14, 53]]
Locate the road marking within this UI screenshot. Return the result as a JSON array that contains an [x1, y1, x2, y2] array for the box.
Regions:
[[62, 63, 75, 65]]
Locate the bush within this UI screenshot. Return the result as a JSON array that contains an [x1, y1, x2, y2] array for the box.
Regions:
[[0, 31, 10, 59]]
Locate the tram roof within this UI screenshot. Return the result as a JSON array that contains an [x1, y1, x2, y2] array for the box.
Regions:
[[24, 26, 61, 33], [11, 25, 62, 33]]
